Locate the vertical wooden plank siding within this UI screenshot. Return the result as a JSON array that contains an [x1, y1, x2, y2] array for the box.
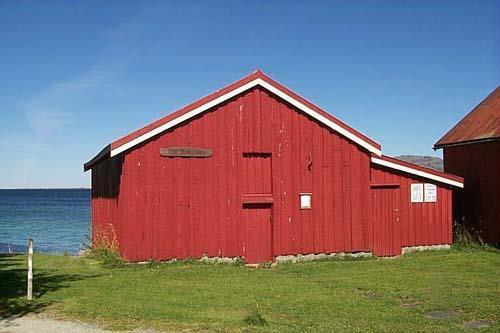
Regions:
[[341, 138, 352, 252], [91, 86, 452, 262], [322, 128, 335, 253], [369, 165, 454, 249], [443, 142, 500, 243]]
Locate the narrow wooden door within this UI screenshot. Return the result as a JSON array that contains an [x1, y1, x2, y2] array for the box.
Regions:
[[241, 153, 273, 263], [371, 186, 401, 256], [242, 203, 272, 263]]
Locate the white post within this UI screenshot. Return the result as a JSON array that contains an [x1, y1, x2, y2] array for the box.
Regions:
[[27, 239, 33, 301]]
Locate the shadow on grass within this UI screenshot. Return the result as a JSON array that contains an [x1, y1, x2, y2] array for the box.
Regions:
[[0, 254, 98, 320]]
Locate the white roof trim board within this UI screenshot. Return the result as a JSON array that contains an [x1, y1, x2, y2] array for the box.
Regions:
[[371, 157, 464, 188], [110, 78, 382, 157]]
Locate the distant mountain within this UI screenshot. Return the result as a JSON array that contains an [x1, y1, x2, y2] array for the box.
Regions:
[[394, 155, 443, 171]]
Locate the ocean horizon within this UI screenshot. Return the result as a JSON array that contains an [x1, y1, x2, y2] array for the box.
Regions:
[[0, 187, 90, 190], [0, 188, 91, 255]]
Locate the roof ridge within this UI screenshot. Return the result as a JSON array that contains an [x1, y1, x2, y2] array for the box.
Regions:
[[86, 71, 382, 164]]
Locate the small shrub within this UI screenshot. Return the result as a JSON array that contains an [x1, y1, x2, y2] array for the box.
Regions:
[[244, 305, 267, 326], [90, 246, 125, 268], [453, 222, 485, 251], [89, 224, 125, 268]]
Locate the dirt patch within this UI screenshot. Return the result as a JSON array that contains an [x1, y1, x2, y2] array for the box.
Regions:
[[356, 288, 380, 300], [462, 320, 493, 329]]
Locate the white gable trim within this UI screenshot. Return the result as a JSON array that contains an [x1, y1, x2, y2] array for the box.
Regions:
[[110, 78, 382, 157], [371, 157, 464, 188]]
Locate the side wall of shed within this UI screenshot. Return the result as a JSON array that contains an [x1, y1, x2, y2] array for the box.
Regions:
[[92, 87, 373, 262], [370, 164, 453, 247], [91, 156, 123, 249], [443, 141, 500, 243]]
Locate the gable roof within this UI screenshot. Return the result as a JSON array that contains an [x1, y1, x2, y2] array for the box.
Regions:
[[434, 86, 500, 149], [84, 70, 382, 170], [83, 70, 464, 188], [371, 155, 464, 188]]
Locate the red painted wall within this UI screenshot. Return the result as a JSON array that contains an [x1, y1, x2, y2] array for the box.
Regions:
[[443, 141, 500, 243], [91, 86, 454, 262], [92, 87, 373, 262], [370, 165, 453, 254]]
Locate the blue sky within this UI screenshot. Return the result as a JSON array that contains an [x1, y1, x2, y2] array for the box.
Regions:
[[0, 1, 498, 188]]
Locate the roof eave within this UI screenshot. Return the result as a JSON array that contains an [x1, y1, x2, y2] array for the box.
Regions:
[[434, 136, 500, 150], [371, 154, 464, 188], [83, 144, 111, 172], [108, 70, 382, 158]]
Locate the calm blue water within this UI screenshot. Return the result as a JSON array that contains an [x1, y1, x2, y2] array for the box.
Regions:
[[0, 189, 91, 255]]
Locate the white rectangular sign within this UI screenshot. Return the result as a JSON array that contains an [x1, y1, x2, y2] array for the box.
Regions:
[[410, 183, 423, 203], [424, 183, 437, 202], [300, 193, 312, 209]]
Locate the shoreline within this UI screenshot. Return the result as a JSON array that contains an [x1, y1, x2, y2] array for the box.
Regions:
[[0, 187, 90, 190]]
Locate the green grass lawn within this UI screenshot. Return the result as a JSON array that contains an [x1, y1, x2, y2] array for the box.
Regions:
[[1, 249, 499, 332]]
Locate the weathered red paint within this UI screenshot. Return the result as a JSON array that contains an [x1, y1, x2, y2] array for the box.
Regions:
[[434, 86, 500, 244], [443, 142, 500, 243], [243, 203, 273, 263], [87, 71, 462, 263], [371, 186, 401, 256], [370, 164, 454, 255]]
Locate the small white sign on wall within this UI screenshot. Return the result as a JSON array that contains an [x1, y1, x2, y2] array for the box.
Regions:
[[300, 193, 312, 209], [410, 183, 424, 203], [424, 183, 437, 202]]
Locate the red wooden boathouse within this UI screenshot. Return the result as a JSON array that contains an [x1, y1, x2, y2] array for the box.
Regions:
[[434, 86, 500, 243], [84, 70, 463, 263]]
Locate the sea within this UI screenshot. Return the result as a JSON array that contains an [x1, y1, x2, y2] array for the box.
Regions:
[[0, 189, 91, 255]]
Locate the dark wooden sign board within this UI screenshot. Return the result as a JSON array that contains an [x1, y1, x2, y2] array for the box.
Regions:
[[160, 147, 213, 158]]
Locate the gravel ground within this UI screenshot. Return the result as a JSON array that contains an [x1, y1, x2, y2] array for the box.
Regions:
[[0, 316, 160, 333]]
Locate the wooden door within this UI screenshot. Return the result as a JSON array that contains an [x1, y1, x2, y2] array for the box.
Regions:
[[242, 203, 272, 263], [371, 186, 401, 256], [241, 153, 273, 263]]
